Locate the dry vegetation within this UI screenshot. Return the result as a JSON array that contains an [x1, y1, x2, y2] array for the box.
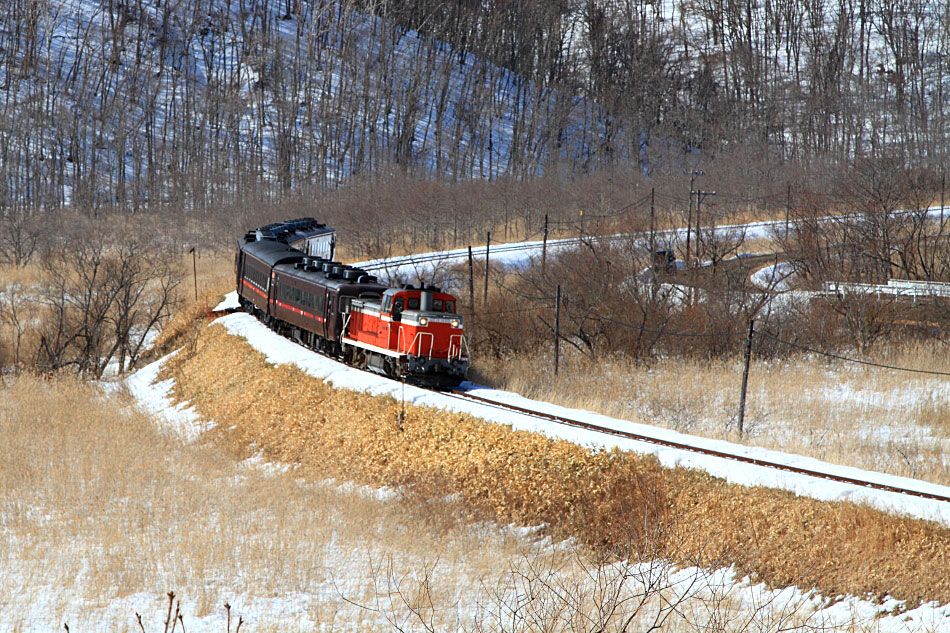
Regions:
[[1, 371, 844, 632], [471, 345, 950, 486], [0, 375, 549, 630], [162, 323, 950, 606]]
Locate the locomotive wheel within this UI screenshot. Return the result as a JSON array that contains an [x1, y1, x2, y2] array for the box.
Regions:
[[383, 357, 400, 379]]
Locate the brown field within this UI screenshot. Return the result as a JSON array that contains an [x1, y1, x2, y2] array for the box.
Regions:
[[161, 323, 950, 606]]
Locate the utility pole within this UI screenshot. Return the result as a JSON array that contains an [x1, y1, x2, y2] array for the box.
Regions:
[[188, 246, 198, 302], [684, 169, 703, 264], [554, 284, 561, 375], [542, 213, 549, 276], [935, 172, 945, 276], [785, 183, 791, 237], [649, 188, 656, 256], [483, 231, 490, 305], [941, 171, 946, 234], [737, 319, 755, 436], [694, 190, 716, 260], [467, 246, 475, 312], [650, 188, 658, 299]]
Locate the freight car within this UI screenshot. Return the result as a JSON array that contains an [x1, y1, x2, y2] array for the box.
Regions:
[[235, 218, 468, 386]]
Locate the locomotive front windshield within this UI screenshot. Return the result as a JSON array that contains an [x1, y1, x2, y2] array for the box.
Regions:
[[383, 291, 456, 316], [432, 300, 455, 313]]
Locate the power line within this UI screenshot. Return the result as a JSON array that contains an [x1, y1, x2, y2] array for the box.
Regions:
[[755, 329, 950, 376], [588, 311, 744, 339]]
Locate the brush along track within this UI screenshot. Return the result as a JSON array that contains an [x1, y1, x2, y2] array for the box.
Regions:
[[219, 298, 950, 506], [446, 390, 950, 504], [165, 323, 950, 604], [221, 298, 950, 506]]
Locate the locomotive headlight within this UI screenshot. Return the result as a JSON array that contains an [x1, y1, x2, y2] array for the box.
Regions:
[[451, 319, 460, 328], [419, 317, 429, 326]]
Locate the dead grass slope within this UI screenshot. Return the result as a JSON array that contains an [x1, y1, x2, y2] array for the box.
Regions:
[[165, 324, 950, 606]]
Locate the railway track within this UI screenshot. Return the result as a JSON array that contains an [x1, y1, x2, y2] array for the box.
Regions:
[[447, 389, 950, 504], [220, 301, 950, 506], [218, 290, 950, 503]]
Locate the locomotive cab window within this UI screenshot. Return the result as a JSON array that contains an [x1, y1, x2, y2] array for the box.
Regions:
[[407, 297, 420, 310], [433, 299, 443, 312], [393, 298, 404, 321], [445, 300, 455, 314]]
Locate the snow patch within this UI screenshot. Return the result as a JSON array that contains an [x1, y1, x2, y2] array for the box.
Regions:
[[124, 354, 216, 441]]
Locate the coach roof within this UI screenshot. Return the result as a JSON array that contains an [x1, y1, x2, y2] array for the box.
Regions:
[[241, 238, 305, 267]]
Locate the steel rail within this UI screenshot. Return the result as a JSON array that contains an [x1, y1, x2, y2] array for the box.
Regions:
[[225, 301, 950, 504], [448, 390, 950, 504]]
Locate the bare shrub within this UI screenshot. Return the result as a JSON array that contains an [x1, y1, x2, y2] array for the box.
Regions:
[[0, 211, 44, 267], [0, 218, 183, 377], [351, 534, 830, 633]]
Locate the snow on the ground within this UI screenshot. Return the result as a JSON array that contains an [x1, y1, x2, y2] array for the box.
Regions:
[[751, 261, 798, 291], [211, 306, 950, 527], [122, 353, 216, 441], [213, 292, 241, 312], [106, 318, 950, 632]]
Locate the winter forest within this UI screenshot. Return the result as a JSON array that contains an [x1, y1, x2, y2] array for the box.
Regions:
[[1, 0, 948, 213]]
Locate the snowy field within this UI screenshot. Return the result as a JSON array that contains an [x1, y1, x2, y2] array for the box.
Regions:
[[88, 306, 950, 632]]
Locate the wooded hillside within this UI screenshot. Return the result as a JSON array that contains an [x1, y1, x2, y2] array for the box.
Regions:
[[2, 0, 947, 212]]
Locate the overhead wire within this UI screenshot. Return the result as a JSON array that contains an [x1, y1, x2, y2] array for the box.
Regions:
[[755, 328, 950, 376], [473, 296, 950, 375]]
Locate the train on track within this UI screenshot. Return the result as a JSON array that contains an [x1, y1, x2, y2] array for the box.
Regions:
[[235, 218, 469, 386]]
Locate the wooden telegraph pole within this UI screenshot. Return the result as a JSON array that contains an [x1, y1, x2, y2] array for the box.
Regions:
[[467, 246, 475, 312], [542, 213, 549, 276], [694, 190, 716, 260], [554, 284, 561, 375], [684, 170, 702, 263], [188, 246, 198, 302], [483, 231, 491, 305], [737, 320, 755, 435]]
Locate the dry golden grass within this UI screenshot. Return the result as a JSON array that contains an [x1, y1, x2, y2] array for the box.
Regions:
[[0, 261, 46, 286], [471, 345, 950, 486], [164, 324, 950, 606], [0, 374, 553, 630], [0, 370, 837, 632], [164, 326, 667, 552]]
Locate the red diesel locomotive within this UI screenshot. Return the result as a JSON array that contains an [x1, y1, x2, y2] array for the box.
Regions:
[[235, 218, 469, 386]]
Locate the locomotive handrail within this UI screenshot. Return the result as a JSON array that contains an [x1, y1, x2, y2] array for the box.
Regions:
[[448, 334, 469, 362], [411, 332, 434, 358], [340, 313, 352, 341]]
